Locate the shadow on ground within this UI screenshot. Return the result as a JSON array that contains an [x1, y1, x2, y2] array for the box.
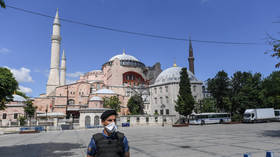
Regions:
[[0, 142, 85, 157], [261, 130, 280, 137]]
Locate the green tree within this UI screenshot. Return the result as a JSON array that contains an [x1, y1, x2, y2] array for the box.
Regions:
[[266, 36, 280, 68], [260, 71, 280, 109], [199, 98, 216, 113], [230, 71, 263, 115], [24, 100, 37, 126], [0, 67, 18, 110], [0, 0, 5, 8], [19, 116, 26, 126], [207, 70, 230, 112], [127, 95, 144, 115], [175, 68, 195, 121], [103, 96, 121, 112]]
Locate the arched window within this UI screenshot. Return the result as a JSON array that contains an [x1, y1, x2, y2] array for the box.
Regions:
[[166, 109, 169, 115], [14, 113, 18, 119], [94, 116, 100, 126], [166, 96, 169, 103], [2, 113, 7, 119], [85, 116, 91, 127], [123, 71, 145, 85], [68, 99, 75, 105], [193, 85, 197, 92]]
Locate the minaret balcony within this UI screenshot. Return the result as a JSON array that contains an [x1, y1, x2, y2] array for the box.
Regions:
[[51, 35, 61, 41]]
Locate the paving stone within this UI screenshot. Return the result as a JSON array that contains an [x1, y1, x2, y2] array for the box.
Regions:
[[0, 123, 280, 157]]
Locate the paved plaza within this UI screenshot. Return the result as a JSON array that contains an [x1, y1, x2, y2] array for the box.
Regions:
[[0, 123, 280, 157]]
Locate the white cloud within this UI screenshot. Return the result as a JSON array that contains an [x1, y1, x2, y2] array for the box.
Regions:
[[201, 0, 209, 4], [67, 72, 84, 78], [0, 48, 10, 54], [66, 79, 76, 84], [19, 85, 32, 94], [9, 67, 33, 83]]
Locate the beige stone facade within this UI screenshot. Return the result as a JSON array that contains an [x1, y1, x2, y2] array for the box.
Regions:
[[33, 51, 160, 120], [31, 10, 204, 128], [0, 95, 26, 126]]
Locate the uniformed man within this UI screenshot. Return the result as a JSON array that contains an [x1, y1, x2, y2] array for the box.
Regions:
[[87, 110, 130, 157]]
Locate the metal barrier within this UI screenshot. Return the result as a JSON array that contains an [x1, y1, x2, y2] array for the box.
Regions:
[[244, 151, 274, 157], [60, 124, 73, 130], [19, 126, 45, 133], [122, 122, 130, 127], [86, 125, 103, 129]]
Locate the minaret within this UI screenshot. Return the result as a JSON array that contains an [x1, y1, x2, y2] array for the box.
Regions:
[[188, 39, 195, 74], [60, 49, 66, 86], [46, 9, 61, 95]]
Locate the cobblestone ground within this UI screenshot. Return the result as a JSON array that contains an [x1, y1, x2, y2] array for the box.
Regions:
[[0, 123, 280, 157]]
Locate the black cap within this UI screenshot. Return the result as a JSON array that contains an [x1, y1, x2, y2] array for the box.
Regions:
[[101, 110, 117, 121]]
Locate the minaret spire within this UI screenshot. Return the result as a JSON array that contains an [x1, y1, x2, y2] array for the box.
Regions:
[[188, 37, 195, 74], [60, 49, 66, 86], [46, 9, 62, 95], [173, 58, 177, 67], [54, 8, 60, 25]]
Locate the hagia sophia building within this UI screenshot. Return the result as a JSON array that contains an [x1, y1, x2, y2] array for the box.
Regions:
[[32, 10, 204, 124]]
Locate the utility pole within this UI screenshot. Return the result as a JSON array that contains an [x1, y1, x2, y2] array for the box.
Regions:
[[66, 85, 69, 119]]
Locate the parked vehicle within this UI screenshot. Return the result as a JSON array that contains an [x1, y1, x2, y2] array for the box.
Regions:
[[189, 113, 231, 125], [243, 108, 275, 123], [274, 109, 280, 121]]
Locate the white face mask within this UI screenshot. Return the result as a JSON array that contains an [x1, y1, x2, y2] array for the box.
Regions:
[[105, 122, 117, 134]]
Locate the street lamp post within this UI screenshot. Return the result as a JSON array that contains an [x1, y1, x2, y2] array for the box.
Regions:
[[160, 104, 165, 127], [45, 104, 48, 132], [66, 85, 69, 119]]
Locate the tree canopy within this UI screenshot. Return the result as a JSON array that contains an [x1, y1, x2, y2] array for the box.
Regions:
[[175, 67, 195, 118], [199, 98, 216, 113], [230, 71, 262, 115], [103, 96, 121, 112], [0, 67, 18, 110], [0, 0, 5, 8], [24, 100, 37, 118], [260, 71, 280, 109], [267, 37, 280, 68], [127, 95, 144, 115], [205, 70, 280, 121], [207, 70, 230, 112], [24, 100, 37, 126]]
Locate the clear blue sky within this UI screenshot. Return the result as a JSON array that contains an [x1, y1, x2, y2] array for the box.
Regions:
[[0, 0, 279, 97]]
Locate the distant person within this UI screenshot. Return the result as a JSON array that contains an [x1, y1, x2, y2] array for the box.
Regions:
[[87, 110, 130, 157]]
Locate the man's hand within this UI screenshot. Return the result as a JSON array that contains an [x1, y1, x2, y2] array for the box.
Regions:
[[125, 152, 130, 157]]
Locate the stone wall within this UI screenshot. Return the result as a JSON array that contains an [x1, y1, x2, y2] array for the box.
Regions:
[[119, 115, 176, 127]]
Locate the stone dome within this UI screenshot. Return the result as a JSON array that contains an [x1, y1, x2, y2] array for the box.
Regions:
[[12, 94, 26, 102], [109, 53, 139, 62], [154, 66, 198, 85]]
